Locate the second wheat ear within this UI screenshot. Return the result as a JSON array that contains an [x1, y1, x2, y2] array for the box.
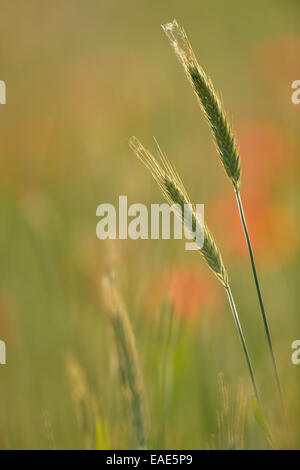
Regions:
[[130, 137, 259, 402], [162, 19, 285, 414]]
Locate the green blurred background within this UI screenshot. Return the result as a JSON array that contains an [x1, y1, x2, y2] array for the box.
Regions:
[[0, 0, 299, 449]]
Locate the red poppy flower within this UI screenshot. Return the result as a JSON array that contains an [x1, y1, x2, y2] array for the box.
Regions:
[[145, 264, 221, 318], [237, 122, 294, 190], [211, 190, 298, 264]]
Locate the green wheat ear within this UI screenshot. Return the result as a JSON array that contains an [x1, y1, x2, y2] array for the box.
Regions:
[[162, 20, 241, 190], [129, 136, 228, 287]]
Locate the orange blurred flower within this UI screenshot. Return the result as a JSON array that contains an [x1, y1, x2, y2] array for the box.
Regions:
[[145, 264, 221, 318], [211, 190, 298, 264], [237, 122, 294, 190]]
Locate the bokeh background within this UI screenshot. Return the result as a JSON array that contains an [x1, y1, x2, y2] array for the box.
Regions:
[[0, 0, 299, 449]]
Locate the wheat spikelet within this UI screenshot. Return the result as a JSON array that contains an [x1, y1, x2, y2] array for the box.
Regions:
[[130, 137, 228, 287], [102, 269, 147, 449], [162, 20, 241, 189]]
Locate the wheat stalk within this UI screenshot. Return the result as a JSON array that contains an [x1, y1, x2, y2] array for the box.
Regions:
[[130, 137, 259, 401], [163, 19, 285, 415], [102, 269, 147, 449]]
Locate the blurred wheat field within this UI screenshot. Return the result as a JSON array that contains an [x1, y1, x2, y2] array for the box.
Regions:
[[0, 0, 300, 449]]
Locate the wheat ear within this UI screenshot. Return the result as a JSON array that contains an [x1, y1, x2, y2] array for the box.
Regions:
[[162, 20, 241, 189], [162, 19, 285, 414], [102, 270, 147, 449], [130, 137, 259, 401]]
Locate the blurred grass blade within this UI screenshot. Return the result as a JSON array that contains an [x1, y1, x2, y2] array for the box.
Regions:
[[65, 355, 96, 449], [95, 415, 111, 450], [102, 270, 148, 449], [251, 397, 273, 448]]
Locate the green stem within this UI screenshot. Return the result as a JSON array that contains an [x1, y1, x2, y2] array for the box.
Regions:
[[235, 189, 285, 412], [225, 285, 259, 402]]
